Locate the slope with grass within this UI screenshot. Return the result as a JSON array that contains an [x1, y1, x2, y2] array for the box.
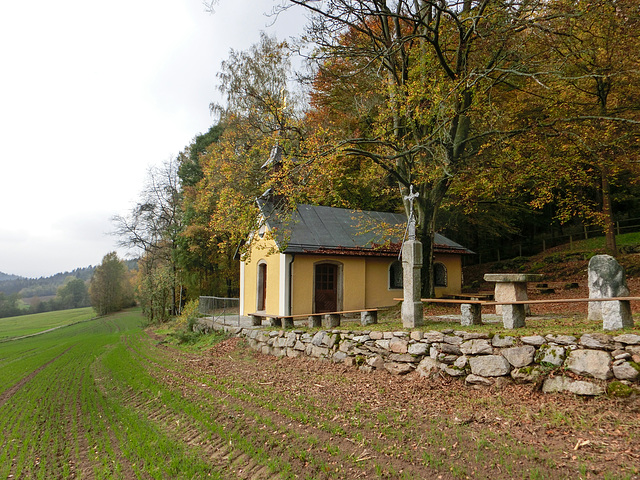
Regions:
[[0, 307, 95, 341]]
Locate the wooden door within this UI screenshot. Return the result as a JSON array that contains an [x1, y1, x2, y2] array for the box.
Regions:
[[314, 263, 338, 313]]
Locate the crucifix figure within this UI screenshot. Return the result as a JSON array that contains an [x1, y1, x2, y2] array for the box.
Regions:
[[404, 185, 419, 240], [401, 183, 423, 327]]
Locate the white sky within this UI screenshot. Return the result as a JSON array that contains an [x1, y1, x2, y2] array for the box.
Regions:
[[0, 0, 306, 278]]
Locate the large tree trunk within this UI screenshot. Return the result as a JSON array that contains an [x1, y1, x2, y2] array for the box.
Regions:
[[602, 167, 617, 255], [401, 175, 452, 298]]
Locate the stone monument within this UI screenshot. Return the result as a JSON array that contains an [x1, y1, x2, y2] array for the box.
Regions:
[[484, 273, 543, 329], [588, 254, 633, 330], [401, 185, 424, 328]]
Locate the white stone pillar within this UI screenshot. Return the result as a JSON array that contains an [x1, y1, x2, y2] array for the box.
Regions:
[[402, 239, 424, 328]]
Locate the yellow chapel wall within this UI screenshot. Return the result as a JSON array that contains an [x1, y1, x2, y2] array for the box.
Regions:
[[433, 253, 463, 297], [242, 237, 465, 315], [364, 257, 403, 307], [241, 234, 282, 316], [289, 255, 366, 314]]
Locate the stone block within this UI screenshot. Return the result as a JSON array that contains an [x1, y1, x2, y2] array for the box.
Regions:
[[542, 376, 604, 396], [460, 339, 492, 355], [521, 335, 546, 346], [367, 355, 385, 369], [408, 343, 429, 356], [282, 317, 294, 329], [602, 300, 633, 331], [588, 254, 630, 321], [308, 315, 322, 328], [461, 303, 482, 326], [454, 356, 468, 369], [502, 345, 535, 368], [612, 361, 640, 381], [441, 364, 466, 376], [511, 366, 545, 384], [384, 362, 414, 375], [269, 317, 282, 327], [580, 333, 615, 350], [410, 331, 423, 341], [323, 314, 341, 328], [612, 334, 640, 345], [389, 337, 409, 353], [502, 304, 526, 329], [545, 334, 577, 346], [360, 310, 378, 326], [492, 335, 515, 347], [424, 331, 444, 343], [311, 331, 325, 346], [332, 351, 348, 363], [402, 301, 424, 328], [535, 345, 565, 366], [566, 349, 612, 380], [416, 357, 440, 378], [465, 374, 493, 386], [443, 335, 463, 345], [459, 331, 490, 341], [369, 331, 384, 340], [469, 355, 511, 377], [437, 342, 462, 356], [310, 345, 329, 358], [388, 353, 415, 363]]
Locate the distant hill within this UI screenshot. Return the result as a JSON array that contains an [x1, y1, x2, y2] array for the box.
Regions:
[[0, 259, 138, 298], [0, 272, 22, 283]]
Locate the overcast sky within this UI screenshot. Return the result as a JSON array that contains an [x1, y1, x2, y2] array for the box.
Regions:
[[0, 0, 306, 278]]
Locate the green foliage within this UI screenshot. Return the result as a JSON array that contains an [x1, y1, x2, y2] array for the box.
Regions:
[[56, 277, 90, 309], [90, 252, 135, 315]]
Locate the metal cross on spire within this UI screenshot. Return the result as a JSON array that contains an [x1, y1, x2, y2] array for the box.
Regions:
[[404, 184, 419, 240]]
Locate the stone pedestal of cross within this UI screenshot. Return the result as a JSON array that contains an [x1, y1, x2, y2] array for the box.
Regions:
[[401, 185, 424, 328]]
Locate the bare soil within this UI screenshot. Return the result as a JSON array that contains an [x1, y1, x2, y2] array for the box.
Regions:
[[143, 333, 640, 479]]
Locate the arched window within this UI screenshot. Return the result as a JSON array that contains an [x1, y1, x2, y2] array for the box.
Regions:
[[257, 262, 267, 311], [389, 261, 403, 289], [434, 262, 447, 287]]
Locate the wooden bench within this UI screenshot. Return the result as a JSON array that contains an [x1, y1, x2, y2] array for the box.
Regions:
[[413, 297, 640, 330], [248, 308, 379, 329]]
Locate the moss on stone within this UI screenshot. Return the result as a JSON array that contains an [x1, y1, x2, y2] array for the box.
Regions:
[[606, 381, 636, 398]]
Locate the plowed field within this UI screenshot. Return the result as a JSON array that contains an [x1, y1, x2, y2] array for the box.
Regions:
[[1, 309, 639, 479]]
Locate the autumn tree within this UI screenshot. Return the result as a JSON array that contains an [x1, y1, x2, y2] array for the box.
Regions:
[[183, 33, 304, 275], [453, 0, 640, 257], [523, 0, 640, 254], [283, 0, 553, 296]]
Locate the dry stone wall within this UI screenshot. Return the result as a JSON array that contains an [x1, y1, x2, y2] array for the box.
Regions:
[[212, 323, 640, 396]]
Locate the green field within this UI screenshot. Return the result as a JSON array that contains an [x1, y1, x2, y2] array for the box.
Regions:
[[0, 307, 96, 341], [0, 309, 222, 479], [2, 308, 638, 479]]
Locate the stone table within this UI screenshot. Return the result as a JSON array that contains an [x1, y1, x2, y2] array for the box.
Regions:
[[484, 273, 543, 328]]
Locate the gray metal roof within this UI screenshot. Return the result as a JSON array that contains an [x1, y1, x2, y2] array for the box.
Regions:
[[257, 199, 473, 255]]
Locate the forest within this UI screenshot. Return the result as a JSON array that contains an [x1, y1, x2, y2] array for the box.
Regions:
[[109, 0, 639, 323]]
